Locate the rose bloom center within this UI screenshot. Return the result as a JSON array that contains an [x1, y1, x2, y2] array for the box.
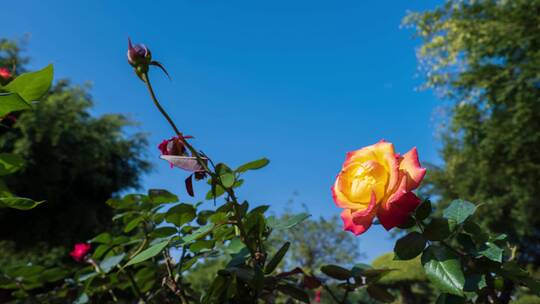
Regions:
[[342, 160, 388, 205]]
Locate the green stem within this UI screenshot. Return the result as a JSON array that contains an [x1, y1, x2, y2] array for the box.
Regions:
[[125, 268, 146, 303], [322, 283, 341, 304], [141, 72, 211, 174], [341, 280, 350, 304], [141, 71, 258, 264]]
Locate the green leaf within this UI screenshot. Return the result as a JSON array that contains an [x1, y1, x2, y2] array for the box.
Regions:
[[41, 268, 69, 283], [182, 223, 214, 243], [443, 199, 477, 225], [100, 253, 125, 273], [148, 189, 178, 204], [463, 273, 486, 293], [351, 263, 373, 278], [416, 199, 432, 221], [91, 232, 112, 244], [277, 283, 310, 303], [4, 64, 53, 102], [150, 226, 177, 238], [220, 173, 235, 188], [206, 184, 225, 200], [423, 218, 456, 241], [0, 93, 31, 116], [208, 211, 228, 224], [367, 284, 395, 303], [165, 203, 196, 227], [0, 153, 25, 176], [422, 245, 465, 296], [236, 158, 270, 173], [226, 238, 245, 254], [475, 242, 503, 262], [250, 205, 270, 215], [265, 242, 290, 274], [0, 197, 44, 210], [394, 232, 426, 260], [73, 293, 89, 304], [320, 265, 352, 280], [125, 239, 169, 267], [463, 221, 489, 243], [267, 213, 310, 230], [190, 240, 215, 253], [124, 216, 144, 233]]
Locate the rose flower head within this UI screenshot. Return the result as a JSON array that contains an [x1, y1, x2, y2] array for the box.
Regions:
[[158, 136, 206, 174], [0, 67, 12, 82], [332, 140, 426, 235], [69, 243, 92, 262]]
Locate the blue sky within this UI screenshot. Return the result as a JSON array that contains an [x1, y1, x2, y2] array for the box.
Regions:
[[5, 0, 444, 261]]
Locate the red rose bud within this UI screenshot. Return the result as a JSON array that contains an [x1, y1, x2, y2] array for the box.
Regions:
[[70, 243, 91, 262], [315, 290, 322, 303], [0, 67, 12, 80]]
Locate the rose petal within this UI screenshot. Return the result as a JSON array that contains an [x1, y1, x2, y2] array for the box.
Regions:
[[343, 140, 395, 168], [399, 147, 426, 191], [332, 176, 356, 209], [383, 151, 401, 197], [377, 185, 421, 230], [160, 155, 206, 172], [341, 192, 378, 235]]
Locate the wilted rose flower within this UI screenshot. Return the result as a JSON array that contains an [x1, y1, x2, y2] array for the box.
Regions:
[[158, 136, 187, 156], [158, 136, 206, 173], [127, 38, 151, 67], [332, 140, 426, 235], [70, 243, 91, 262], [0, 67, 11, 80]]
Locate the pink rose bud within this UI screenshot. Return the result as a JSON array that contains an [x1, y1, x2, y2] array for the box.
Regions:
[[0, 67, 12, 80], [127, 38, 151, 67], [127, 37, 170, 81], [69, 243, 92, 262]]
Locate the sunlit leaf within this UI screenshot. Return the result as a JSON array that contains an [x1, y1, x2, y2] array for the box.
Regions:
[[422, 245, 465, 296], [4, 64, 53, 102]]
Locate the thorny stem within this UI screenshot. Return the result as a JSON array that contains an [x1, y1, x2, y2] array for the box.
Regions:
[[86, 258, 119, 302], [141, 72, 259, 264], [163, 250, 189, 304]]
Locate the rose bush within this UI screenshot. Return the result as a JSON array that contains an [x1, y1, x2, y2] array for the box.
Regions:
[[332, 140, 426, 235]]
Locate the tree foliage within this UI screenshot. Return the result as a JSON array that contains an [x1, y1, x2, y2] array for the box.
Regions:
[[0, 39, 150, 250], [405, 0, 540, 266], [269, 212, 363, 271]]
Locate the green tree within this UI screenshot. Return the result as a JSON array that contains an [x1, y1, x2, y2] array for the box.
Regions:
[[269, 211, 363, 272], [0, 40, 150, 254], [405, 0, 540, 266], [371, 252, 433, 304], [0, 37, 28, 74]]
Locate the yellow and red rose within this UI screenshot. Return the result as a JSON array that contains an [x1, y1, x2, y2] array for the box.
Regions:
[[332, 140, 426, 235]]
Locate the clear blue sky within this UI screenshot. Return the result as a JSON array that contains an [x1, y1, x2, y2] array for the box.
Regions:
[[5, 0, 444, 261]]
